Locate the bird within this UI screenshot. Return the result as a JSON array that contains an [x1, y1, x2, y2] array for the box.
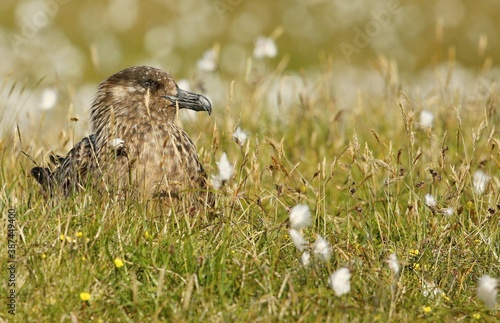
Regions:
[[31, 66, 212, 201]]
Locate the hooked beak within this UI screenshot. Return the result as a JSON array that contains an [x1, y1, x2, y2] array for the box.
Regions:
[[164, 87, 212, 115]]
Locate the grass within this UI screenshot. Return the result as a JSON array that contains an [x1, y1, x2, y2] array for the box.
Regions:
[[1, 60, 499, 322]]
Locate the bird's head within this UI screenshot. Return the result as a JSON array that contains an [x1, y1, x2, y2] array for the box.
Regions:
[[90, 66, 212, 130]]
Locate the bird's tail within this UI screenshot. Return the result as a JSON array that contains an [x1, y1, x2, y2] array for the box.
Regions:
[[30, 167, 53, 192]]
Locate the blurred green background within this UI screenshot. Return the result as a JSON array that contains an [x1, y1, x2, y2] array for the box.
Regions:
[[1, 0, 499, 81], [1, 0, 499, 137]]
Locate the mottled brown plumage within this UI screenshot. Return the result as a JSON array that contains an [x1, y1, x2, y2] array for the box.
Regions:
[[31, 66, 212, 200]]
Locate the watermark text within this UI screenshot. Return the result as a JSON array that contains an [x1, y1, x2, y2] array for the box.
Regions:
[[7, 0, 72, 53], [7, 208, 17, 315], [339, 0, 403, 62]]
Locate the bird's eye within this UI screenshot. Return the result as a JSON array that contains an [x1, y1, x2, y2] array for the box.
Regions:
[[142, 80, 158, 90]]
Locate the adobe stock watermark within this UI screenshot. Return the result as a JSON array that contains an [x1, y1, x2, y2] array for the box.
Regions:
[[7, 208, 17, 316], [7, 0, 71, 53], [339, 0, 403, 62], [211, 0, 243, 20]]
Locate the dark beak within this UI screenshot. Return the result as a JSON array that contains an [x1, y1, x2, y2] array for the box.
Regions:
[[164, 87, 212, 115]]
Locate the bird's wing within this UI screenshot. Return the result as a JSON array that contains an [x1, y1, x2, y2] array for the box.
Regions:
[[31, 135, 98, 195]]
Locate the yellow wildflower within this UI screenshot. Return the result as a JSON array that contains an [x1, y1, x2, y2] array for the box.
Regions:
[[409, 249, 420, 256], [472, 313, 481, 320], [422, 306, 432, 314], [80, 292, 91, 302], [77, 231, 83, 238], [59, 234, 65, 241], [114, 258, 124, 268], [41, 253, 47, 259]]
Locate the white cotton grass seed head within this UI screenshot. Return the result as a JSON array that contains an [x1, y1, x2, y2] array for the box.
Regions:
[[232, 127, 248, 146], [211, 153, 234, 189], [313, 234, 332, 262], [253, 36, 278, 59], [422, 280, 443, 299], [289, 229, 308, 252], [289, 204, 312, 230], [216, 153, 233, 182], [477, 275, 498, 309], [197, 48, 217, 72], [420, 110, 434, 128], [329, 267, 351, 297], [424, 194, 437, 207], [210, 175, 222, 190], [473, 170, 490, 195], [110, 138, 125, 150], [386, 253, 400, 276], [442, 207, 454, 216], [40, 88, 58, 111], [301, 251, 311, 267]]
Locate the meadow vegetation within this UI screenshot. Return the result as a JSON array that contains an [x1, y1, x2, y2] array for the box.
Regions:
[[1, 59, 499, 321]]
